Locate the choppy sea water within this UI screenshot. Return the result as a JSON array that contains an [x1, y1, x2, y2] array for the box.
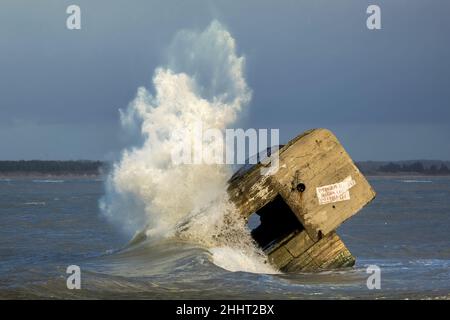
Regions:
[[0, 176, 449, 299]]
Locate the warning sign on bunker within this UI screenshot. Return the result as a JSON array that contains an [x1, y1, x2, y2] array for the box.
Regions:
[[316, 176, 356, 205]]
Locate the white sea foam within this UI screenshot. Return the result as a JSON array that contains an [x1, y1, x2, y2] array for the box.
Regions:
[[209, 247, 277, 274], [400, 180, 433, 183], [32, 179, 65, 183], [100, 21, 278, 274], [24, 201, 46, 206]]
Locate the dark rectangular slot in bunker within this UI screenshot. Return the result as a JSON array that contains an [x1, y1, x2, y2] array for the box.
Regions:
[[249, 195, 304, 250]]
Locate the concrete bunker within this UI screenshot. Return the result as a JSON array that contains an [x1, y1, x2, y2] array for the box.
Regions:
[[228, 128, 376, 272]]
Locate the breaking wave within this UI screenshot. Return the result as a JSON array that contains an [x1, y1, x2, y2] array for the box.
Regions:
[[100, 21, 277, 274]]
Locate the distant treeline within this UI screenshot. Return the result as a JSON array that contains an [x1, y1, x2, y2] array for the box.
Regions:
[[0, 160, 106, 175], [1, 160, 450, 176], [356, 160, 450, 175]]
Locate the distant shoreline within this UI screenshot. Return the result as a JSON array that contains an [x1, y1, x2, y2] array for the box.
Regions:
[[1, 160, 450, 179], [1, 172, 449, 180], [364, 174, 450, 178], [0, 160, 107, 179], [0, 172, 105, 179]]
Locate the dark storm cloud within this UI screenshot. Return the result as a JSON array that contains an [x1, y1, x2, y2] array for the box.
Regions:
[[0, 0, 449, 160]]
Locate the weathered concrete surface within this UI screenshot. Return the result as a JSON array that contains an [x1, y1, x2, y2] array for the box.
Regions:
[[267, 231, 355, 272], [227, 128, 375, 272]]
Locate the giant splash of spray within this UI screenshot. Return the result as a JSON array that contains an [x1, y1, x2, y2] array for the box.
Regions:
[[100, 21, 276, 274]]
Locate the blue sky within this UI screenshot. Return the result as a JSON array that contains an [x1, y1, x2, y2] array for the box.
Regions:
[[1, 0, 449, 161]]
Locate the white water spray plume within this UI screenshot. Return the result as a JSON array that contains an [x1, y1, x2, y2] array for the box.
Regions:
[[100, 21, 277, 274]]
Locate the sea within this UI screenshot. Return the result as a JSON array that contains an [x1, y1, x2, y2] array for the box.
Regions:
[[0, 176, 449, 299]]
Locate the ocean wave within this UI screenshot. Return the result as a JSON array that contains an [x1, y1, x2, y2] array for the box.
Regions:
[[23, 201, 46, 206], [99, 21, 273, 275], [32, 179, 65, 183], [400, 180, 433, 183]]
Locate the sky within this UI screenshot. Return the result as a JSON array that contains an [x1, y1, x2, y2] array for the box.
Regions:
[[1, 0, 449, 161]]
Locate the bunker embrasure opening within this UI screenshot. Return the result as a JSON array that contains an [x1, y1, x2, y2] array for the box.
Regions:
[[248, 194, 304, 251]]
